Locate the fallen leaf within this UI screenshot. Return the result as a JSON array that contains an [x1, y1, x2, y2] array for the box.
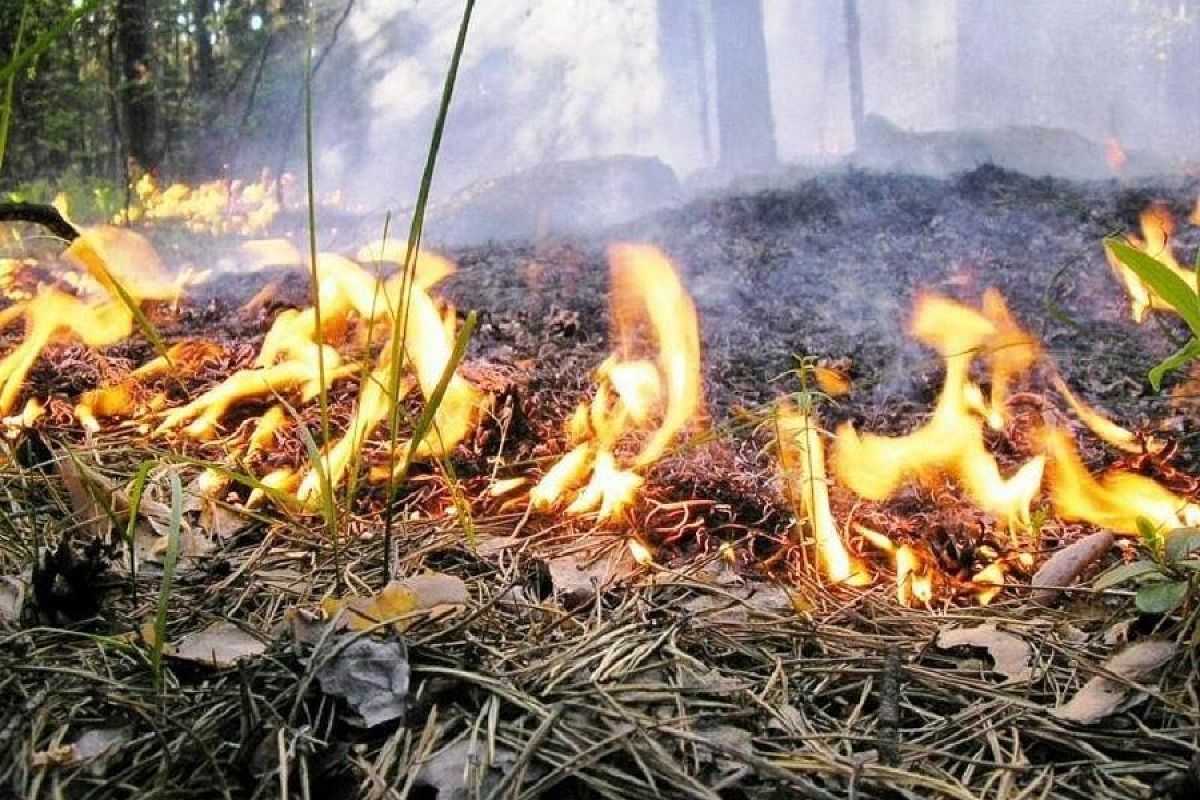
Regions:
[[0, 575, 25, 625], [694, 724, 754, 776], [320, 572, 468, 633], [165, 621, 267, 668], [401, 572, 469, 609], [682, 583, 795, 623], [548, 548, 639, 605], [31, 726, 131, 775], [1031, 531, 1114, 605], [58, 454, 117, 541], [413, 740, 530, 800], [1054, 640, 1177, 724], [313, 634, 409, 728], [936, 624, 1034, 684]]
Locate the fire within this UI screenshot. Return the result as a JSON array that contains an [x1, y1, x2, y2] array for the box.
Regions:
[[0, 227, 177, 416], [1106, 203, 1196, 323], [1104, 136, 1127, 175], [776, 405, 868, 586], [153, 247, 483, 504], [1038, 427, 1200, 534], [117, 171, 297, 235], [529, 244, 702, 521], [819, 286, 1200, 606], [832, 291, 1045, 529]]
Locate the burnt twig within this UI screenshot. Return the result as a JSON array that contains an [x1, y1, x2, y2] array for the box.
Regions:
[[0, 202, 80, 243]]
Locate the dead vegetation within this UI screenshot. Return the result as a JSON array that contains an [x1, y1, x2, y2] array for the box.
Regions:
[[1, 166, 1199, 799]]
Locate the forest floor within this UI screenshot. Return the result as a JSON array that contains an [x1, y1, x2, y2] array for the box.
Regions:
[[1, 165, 1199, 799]]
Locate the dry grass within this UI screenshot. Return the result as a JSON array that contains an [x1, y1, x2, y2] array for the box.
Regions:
[[0, 428, 1197, 800]]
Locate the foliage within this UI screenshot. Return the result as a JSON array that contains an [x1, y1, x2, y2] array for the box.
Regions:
[[1105, 237, 1200, 389], [1093, 522, 1200, 614], [0, 0, 363, 184]]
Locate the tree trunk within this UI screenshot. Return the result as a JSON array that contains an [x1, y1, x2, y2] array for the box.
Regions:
[[116, 0, 161, 171], [843, 0, 864, 149], [656, 0, 711, 169], [191, 0, 215, 95], [709, 0, 777, 173]]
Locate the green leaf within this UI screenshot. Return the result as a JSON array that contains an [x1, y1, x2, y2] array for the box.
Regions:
[[1136, 516, 1164, 552], [1165, 528, 1200, 563], [1134, 580, 1190, 614], [1106, 238, 1200, 337], [1093, 560, 1166, 590], [1148, 338, 1200, 391], [1176, 559, 1200, 572]]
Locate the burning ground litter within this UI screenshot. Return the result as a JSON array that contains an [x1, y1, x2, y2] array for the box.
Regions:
[[1, 165, 1200, 799]]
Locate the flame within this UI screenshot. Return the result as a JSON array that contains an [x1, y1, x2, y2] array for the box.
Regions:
[[627, 537, 654, 566], [1053, 376, 1163, 455], [529, 244, 702, 521], [1039, 427, 1200, 534], [150, 246, 482, 504], [776, 405, 869, 586], [859, 528, 934, 606], [118, 172, 292, 235], [1107, 204, 1197, 323], [832, 291, 1044, 528], [0, 227, 177, 415], [1105, 136, 1127, 175]]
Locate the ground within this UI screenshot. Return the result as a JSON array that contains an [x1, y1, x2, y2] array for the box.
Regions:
[[1, 165, 1198, 799]]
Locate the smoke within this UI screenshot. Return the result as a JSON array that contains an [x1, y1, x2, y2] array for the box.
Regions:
[[303, 0, 1200, 242]]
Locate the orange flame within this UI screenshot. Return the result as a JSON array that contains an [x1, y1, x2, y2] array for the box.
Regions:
[[0, 227, 176, 416], [529, 244, 702, 521], [1105, 136, 1127, 175]]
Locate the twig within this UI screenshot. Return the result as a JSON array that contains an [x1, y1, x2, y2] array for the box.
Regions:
[[0, 202, 80, 242]]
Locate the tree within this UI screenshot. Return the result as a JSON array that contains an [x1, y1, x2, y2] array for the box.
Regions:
[[116, 0, 161, 171], [709, 0, 777, 173]]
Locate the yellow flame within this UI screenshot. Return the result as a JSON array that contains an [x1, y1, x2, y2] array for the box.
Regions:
[[628, 538, 654, 566], [833, 292, 1043, 528], [1107, 204, 1197, 323], [776, 405, 869, 586], [529, 244, 702, 521], [1053, 376, 1163, 455], [1039, 427, 1200, 534]]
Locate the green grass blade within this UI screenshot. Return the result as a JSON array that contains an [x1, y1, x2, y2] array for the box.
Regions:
[[123, 460, 156, 604], [0, 1, 30, 176], [1106, 237, 1200, 336], [382, 0, 476, 580]]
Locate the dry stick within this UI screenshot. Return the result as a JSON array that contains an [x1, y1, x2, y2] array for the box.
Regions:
[[0, 203, 81, 243], [878, 643, 902, 766]]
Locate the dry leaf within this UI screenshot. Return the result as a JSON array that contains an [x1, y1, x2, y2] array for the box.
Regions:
[[164, 621, 267, 668], [548, 548, 639, 605], [1054, 640, 1177, 724], [0, 575, 25, 625], [401, 573, 469, 609], [413, 740, 536, 800], [313, 634, 409, 728], [936, 624, 1034, 684], [30, 726, 131, 774], [1032, 531, 1114, 605], [682, 582, 795, 623], [320, 573, 468, 633], [58, 454, 117, 541]]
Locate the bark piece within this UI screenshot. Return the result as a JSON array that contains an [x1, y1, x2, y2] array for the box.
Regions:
[[1032, 531, 1115, 605]]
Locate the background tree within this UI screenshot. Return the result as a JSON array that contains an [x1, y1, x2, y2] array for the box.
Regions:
[[709, 0, 777, 174]]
